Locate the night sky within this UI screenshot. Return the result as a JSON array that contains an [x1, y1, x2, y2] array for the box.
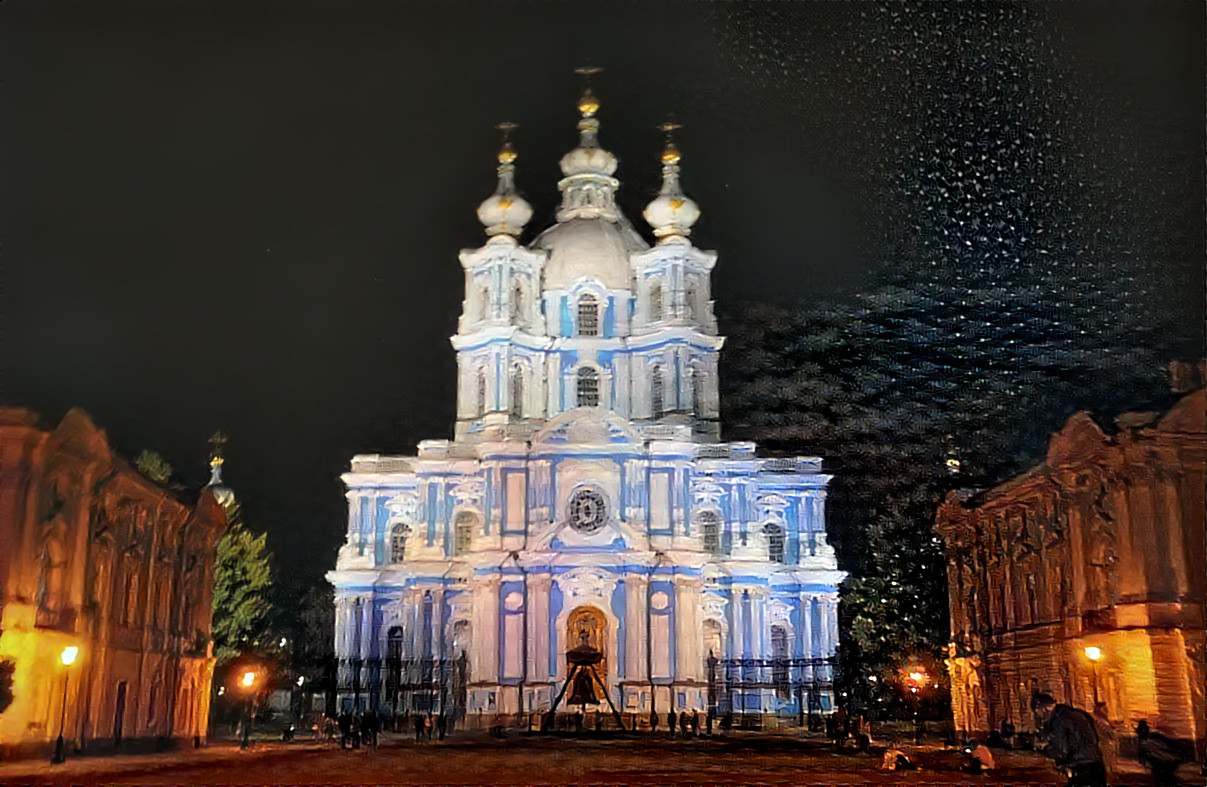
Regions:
[[3, 2, 1202, 587]]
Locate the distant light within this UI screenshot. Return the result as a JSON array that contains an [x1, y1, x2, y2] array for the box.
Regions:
[[60, 646, 79, 666], [909, 671, 926, 683], [218, 687, 225, 696], [280, 638, 288, 648], [1084, 646, 1102, 662], [241, 671, 257, 688], [297, 676, 305, 687]]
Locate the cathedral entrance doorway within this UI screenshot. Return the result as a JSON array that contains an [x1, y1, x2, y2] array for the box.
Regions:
[[566, 606, 607, 692]]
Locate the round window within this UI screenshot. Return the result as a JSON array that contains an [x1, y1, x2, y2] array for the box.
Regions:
[[568, 488, 607, 534]]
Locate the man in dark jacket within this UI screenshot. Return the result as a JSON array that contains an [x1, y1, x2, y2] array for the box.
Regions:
[[1033, 693, 1106, 786]]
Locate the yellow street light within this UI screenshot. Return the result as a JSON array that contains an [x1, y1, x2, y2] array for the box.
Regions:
[[1084, 646, 1102, 662], [1084, 646, 1103, 709], [241, 670, 257, 689], [53, 645, 81, 763]]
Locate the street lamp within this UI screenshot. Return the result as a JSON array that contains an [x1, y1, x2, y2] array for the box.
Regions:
[[239, 669, 259, 749], [904, 667, 929, 744], [1084, 646, 1103, 710], [52, 645, 80, 764]]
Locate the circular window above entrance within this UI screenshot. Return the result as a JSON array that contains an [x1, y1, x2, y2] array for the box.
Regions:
[[568, 488, 607, 533]]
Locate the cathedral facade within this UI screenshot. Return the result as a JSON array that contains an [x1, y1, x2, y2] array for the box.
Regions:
[[327, 89, 843, 724]]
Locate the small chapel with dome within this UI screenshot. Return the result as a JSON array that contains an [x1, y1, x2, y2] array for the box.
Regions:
[[327, 85, 843, 725]]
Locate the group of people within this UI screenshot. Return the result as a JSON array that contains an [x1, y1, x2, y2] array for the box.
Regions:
[[334, 708, 382, 750], [409, 712, 451, 742], [646, 709, 704, 737]]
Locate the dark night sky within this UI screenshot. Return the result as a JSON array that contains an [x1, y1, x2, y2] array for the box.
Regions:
[[3, 2, 1202, 586]]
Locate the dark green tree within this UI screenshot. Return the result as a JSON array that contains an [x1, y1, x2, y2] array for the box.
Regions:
[[211, 502, 275, 663]]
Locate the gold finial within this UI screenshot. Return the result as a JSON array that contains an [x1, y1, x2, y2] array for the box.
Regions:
[[658, 121, 682, 165], [574, 66, 603, 117], [496, 122, 518, 164], [207, 430, 227, 469]]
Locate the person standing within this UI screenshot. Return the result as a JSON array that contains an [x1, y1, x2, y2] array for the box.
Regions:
[[648, 710, 660, 735], [337, 710, 352, 750], [436, 713, 447, 741], [1032, 693, 1107, 787], [413, 713, 425, 744], [667, 709, 677, 738]]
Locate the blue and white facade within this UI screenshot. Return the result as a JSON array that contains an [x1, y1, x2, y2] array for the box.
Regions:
[[328, 92, 843, 722]]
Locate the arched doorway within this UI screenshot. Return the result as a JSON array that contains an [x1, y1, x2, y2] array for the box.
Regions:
[[566, 606, 608, 692]]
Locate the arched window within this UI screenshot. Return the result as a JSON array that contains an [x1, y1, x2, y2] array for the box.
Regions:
[[764, 523, 786, 564], [454, 511, 476, 555], [703, 619, 723, 662], [510, 282, 524, 324], [650, 365, 664, 418], [577, 294, 599, 336], [685, 282, 698, 321], [649, 282, 663, 322], [476, 367, 487, 416], [577, 367, 600, 407], [390, 524, 409, 564], [771, 625, 790, 698], [387, 625, 404, 660], [510, 365, 523, 418], [698, 510, 721, 556]]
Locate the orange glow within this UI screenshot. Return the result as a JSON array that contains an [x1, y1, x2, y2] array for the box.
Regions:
[[240, 670, 257, 689], [1084, 646, 1102, 662], [60, 646, 79, 666]]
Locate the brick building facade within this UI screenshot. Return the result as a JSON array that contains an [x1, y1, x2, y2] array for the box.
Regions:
[[935, 390, 1205, 753], [0, 408, 227, 756]]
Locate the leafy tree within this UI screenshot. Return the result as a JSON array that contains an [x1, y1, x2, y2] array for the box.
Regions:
[[135, 450, 172, 484], [0, 645, 13, 717], [211, 502, 275, 662]]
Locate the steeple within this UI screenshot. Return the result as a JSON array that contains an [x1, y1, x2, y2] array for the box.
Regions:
[[205, 430, 235, 509], [556, 68, 621, 222], [643, 122, 700, 242], [476, 122, 532, 239]]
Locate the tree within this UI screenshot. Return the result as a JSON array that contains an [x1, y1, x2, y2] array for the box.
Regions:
[[211, 502, 275, 663], [0, 649, 13, 717], [135, 450, 172, 484]]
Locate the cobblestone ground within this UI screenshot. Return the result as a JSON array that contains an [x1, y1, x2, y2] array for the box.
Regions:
[[7, 736, 1203, 786]]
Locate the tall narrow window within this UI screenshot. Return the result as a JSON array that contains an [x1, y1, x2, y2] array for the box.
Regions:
[[510, 366, 523, 417], [771, 625, 790, 698], [510, 282, 524, 324], [476, 368, 487, 416], [651, 365, 664, 418], [649, 282, 663, 322], [577, 367, 600, 407], [454, 511, 476, 555], [764, 523, 786, 564], [699, 510, 720, 556], [577, 295, 599, 336], [685, 282, 698, 321], [478, 286, 491, 321], [689, 367, 701, 416], [390, 524, 409, 563], [387, 626, 404, 660]]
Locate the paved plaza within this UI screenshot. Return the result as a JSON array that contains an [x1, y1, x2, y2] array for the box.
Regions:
[[1, 735, 1202, 786]]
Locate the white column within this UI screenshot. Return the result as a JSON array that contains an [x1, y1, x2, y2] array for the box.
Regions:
[[481, 580, 500, 682], [802, 595, 815, 659], [626, 576, 646, 682], [825, 598, 839, 658], [674, 580, 699, 681], [528, 575, 550, 681]]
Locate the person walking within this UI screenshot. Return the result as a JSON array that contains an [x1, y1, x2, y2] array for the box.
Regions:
[[337, 710, 352, 750], [436, 713, 447, 741], [649, 710, 660, 735], [413, 713, 425, 744], [679, 711, 691, 739], [667, 709, 677, 738], [1136, 720, 1184, 787], [1032, 693, 1107, 787], [362, 708, 379, 749]]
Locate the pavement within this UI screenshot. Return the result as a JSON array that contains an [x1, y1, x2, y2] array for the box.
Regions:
[[0, 733, 1201, 786]]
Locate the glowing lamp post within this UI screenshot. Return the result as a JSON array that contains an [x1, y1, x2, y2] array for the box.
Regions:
[[1084, 646, 1103, 710], [239, 670, 259, 749], [904, 667, 929, 744], [52, 645, 80, 764]]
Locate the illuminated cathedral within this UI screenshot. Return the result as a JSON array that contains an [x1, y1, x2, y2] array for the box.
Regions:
[[327, 86, 843, 724]]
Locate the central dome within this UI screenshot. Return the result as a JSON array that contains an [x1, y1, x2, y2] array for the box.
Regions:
[[532, 217, 647, 291]]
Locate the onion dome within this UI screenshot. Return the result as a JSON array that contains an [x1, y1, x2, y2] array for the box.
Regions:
[[555, 85, 621, 222], [643, 125, 700, 242], [476, 123, 533, 238], [204, 431, 235, 510]]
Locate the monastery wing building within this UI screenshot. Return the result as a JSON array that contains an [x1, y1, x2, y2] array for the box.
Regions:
[[327, 88, 844, 725]]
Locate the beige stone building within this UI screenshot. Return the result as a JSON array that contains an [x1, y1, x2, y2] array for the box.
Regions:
[[0, 408, 226, 756], [935, 389, 1205, 754]]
